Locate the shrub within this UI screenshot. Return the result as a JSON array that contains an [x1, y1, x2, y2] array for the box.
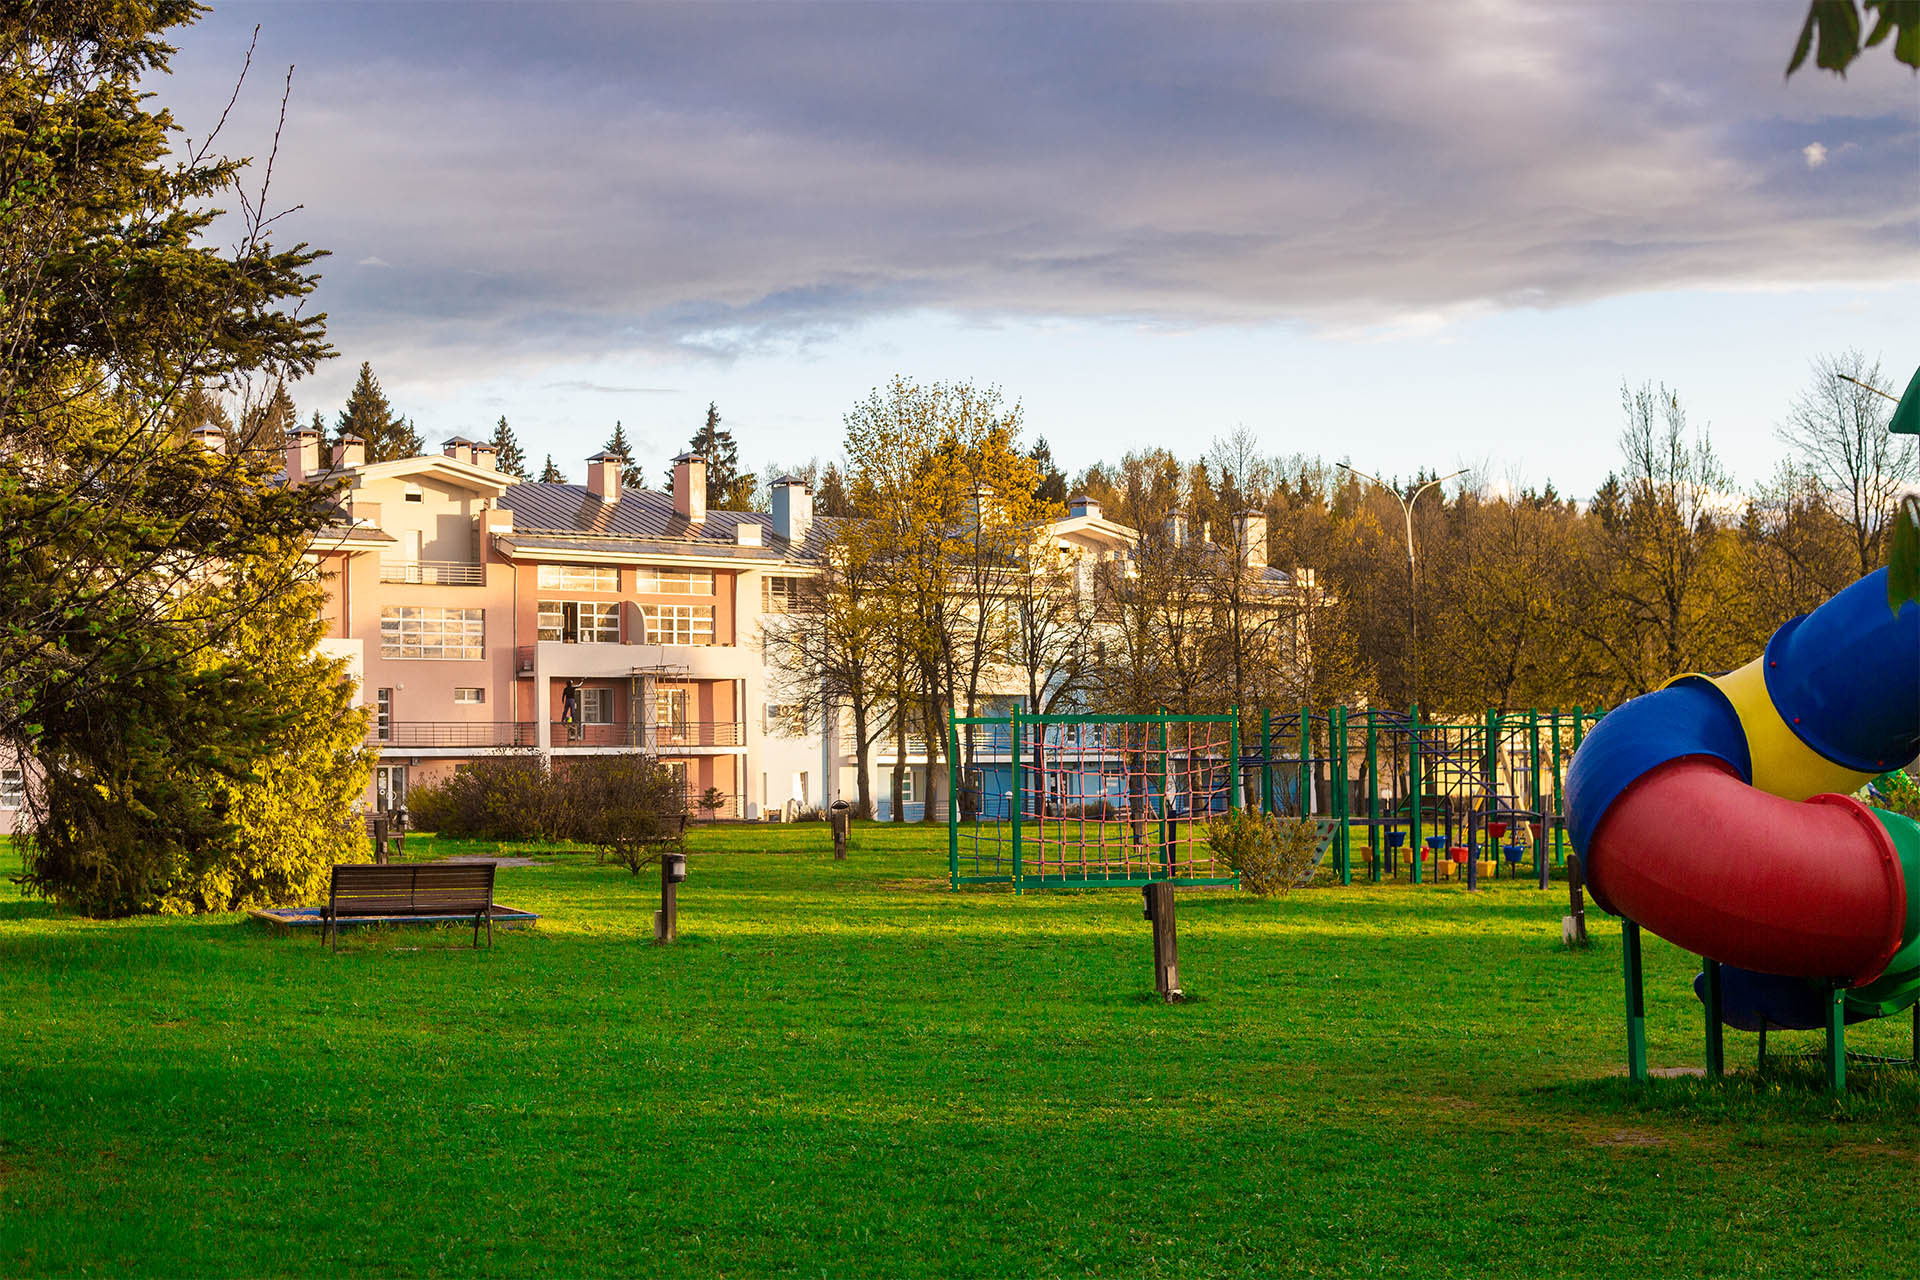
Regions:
[[1207, 810, 1323, 896], [696, 786, 728, 819], [407, 754, 560, 842], [558, 756, 686, 874], [1871, 771, 1920, 822]]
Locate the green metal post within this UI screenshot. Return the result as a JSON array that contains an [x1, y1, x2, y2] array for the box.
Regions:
[[1549, 707, 1565, 865], [1299, 705, 1311, 817], [1484, 708, 1497, 878], [947, 712, 961, 890], [1623, 918, 1647, 1082], [1367, 708, 1381, 883], [1260, 708, 1275, 814], [1229, 708, 1242, 814], [1009, 712, 1023, 894], [1825, 984, 1847, 1095], [1159, 712, 1173, 877], [1409, 705, 1423, 885], [1335, 707, 1350, 885], [1703, 958, 1724, 1078], [1530, 707, 1545, 888]]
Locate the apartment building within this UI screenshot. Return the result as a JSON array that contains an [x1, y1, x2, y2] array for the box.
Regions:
[[297, 429, 830, 818]]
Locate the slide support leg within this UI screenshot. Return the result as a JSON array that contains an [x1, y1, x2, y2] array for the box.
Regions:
[[1702, 959, 1723, 1079], [1825, 984, 1847, 1096], [1623, 918, 1647, 1082]]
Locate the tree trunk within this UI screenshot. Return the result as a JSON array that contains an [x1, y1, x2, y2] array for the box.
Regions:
[[852, 698, 874, 820]]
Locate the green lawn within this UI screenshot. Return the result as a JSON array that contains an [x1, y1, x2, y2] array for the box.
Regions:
[[3, 823, 1918, 1278]]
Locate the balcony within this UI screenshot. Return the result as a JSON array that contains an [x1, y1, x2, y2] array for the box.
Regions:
[[379, 559, 485, 586], [372, 721, 536, 749], [550, 721, 745, 750]]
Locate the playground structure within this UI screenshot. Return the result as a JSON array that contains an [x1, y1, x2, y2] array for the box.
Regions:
[[1566, 566, 1920, 1093], [948, 704, 1606, 893]]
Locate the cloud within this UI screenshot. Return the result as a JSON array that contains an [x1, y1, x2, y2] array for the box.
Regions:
[[1804, 141, 1828, 167], [174, 1, 1920, 381], [541, 380, 680, 395], [356, 255, 391, 267]]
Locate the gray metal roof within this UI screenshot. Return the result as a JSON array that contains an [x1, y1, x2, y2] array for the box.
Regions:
[[499, 483, 833, 561]]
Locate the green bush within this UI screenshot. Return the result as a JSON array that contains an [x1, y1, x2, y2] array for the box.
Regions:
[[1207, 810, 1322, 896], [1871, 770, 1920, 822], [560, 756, 686, 873], [408, 754, 560, 842]]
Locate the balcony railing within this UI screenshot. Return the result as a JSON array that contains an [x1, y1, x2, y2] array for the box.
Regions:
[[372, 721, 537, 748], [551, 721, 744, 749], [379, 559, 485, 586]]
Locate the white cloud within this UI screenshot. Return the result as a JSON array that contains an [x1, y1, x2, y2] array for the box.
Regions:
[[1803, 142, 1828, 168], [357, 256, 391, 268]]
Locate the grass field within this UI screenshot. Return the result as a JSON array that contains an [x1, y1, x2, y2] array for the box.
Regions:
[[4, 823, 1919, 1278]]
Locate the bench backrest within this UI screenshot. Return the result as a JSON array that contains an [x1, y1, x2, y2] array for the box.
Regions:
[[329, 863, 495, 916]]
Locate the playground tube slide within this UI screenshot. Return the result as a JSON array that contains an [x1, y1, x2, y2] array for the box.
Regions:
[[1565, 568, 1920, 1030]]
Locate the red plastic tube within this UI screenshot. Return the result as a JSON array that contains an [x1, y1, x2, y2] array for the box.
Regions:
[[1588, 758, 1907, 986]]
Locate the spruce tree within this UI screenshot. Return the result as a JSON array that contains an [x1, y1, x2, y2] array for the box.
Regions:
[[539, 453, 565, 483], [816, 462, 854, 518], [1030, 436, 1069, 506], [673, 401, 755, 510], [236, 380, 297, 455], [491, 415, 529, 480], [602, 420, 644, 490], [335, 362, 418, 461]]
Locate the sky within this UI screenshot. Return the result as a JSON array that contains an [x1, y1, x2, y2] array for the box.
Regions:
[[165, 1, 1920, 497]]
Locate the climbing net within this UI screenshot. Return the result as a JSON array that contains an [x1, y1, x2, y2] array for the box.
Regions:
[[950, 713, 1239, 890]]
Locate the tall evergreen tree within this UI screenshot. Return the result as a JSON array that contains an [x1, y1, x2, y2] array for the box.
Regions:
[[602, 420, 644, 489], [235, 380, 297, 456], [540, 453, 565, 483], [335, 362, 418, 461], [173, 384, 232, 443], [1029, 436, 1069, 506], [816, 462, 855, 518], [491, 415, 529, 480], [670, 401, 755, 510]]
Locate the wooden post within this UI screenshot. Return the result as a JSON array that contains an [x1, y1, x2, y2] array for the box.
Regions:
[[369, 814, 389, 865], [831, 805, 850, 860], [1565, 851, 1590, 946], [655, 852, 683, 944], [1143, 881, 1180, 1000]]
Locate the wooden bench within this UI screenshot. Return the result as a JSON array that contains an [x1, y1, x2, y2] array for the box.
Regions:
[[323, 863, 497, 951]]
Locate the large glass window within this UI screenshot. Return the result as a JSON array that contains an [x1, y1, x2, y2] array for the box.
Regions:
[[537, 564, 618, 592], [0, 767, 24, 809], [635, 568, 715, 595], [537, 601, 620, 643], [640, 604, 715, 645], [657, 689, 689, 729], [379, 607, 484, 660], [580, 688, 613, 724]]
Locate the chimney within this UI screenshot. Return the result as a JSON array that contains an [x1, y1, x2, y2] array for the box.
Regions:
[[1234, 511, 1268, 570], [442, 437, 475, 465], [470, 442, 498, 472], [189, 425, 225, 455], [1163, 510, 1188, 546], [586, 451, 623, 504], [285, 427, 321, 485], [771, 476, 813, 545], [1068, 494, 1101, 520], [735, 521, 764, 547], [673, 452, 707, 525], [333, 434, 365, 469]]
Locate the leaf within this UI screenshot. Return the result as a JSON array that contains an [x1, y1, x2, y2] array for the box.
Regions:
[[1888, 495, 1920, 612]]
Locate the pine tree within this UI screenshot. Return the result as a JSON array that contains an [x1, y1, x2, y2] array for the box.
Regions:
[[491, 415, 529, 480], [236, 380, 297, 456], [1030, 436, 1069, 506], [816, 462, 854, 518], [602, 420, 645, 489], [540, 454, 565, 483], [335, 362, 418, 461], [172, 385, 231, 443], [671, 402, 755, 510]]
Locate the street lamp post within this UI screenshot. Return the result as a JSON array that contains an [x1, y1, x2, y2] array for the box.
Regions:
[[1337, 463, 1469, 710]]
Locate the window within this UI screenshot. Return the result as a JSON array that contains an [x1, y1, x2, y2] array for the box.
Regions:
[[666, 760, 690, 798], [900, 770, 915, 804], [380, 607, 484, 659], [0, 767, 23, 809], [640, 603, 715, 645], [635, 568, 714, 595], [375, 688, 392, 741], [538, 564, 618, 592], [537, 600, 620, 644], [580, 688, 612, 724], [403, 489, 423, 504], [765, 703, 803, 735], [762, 575, 799, 613], [657, 689, 689, 730], [454, 687, 485, 705]]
